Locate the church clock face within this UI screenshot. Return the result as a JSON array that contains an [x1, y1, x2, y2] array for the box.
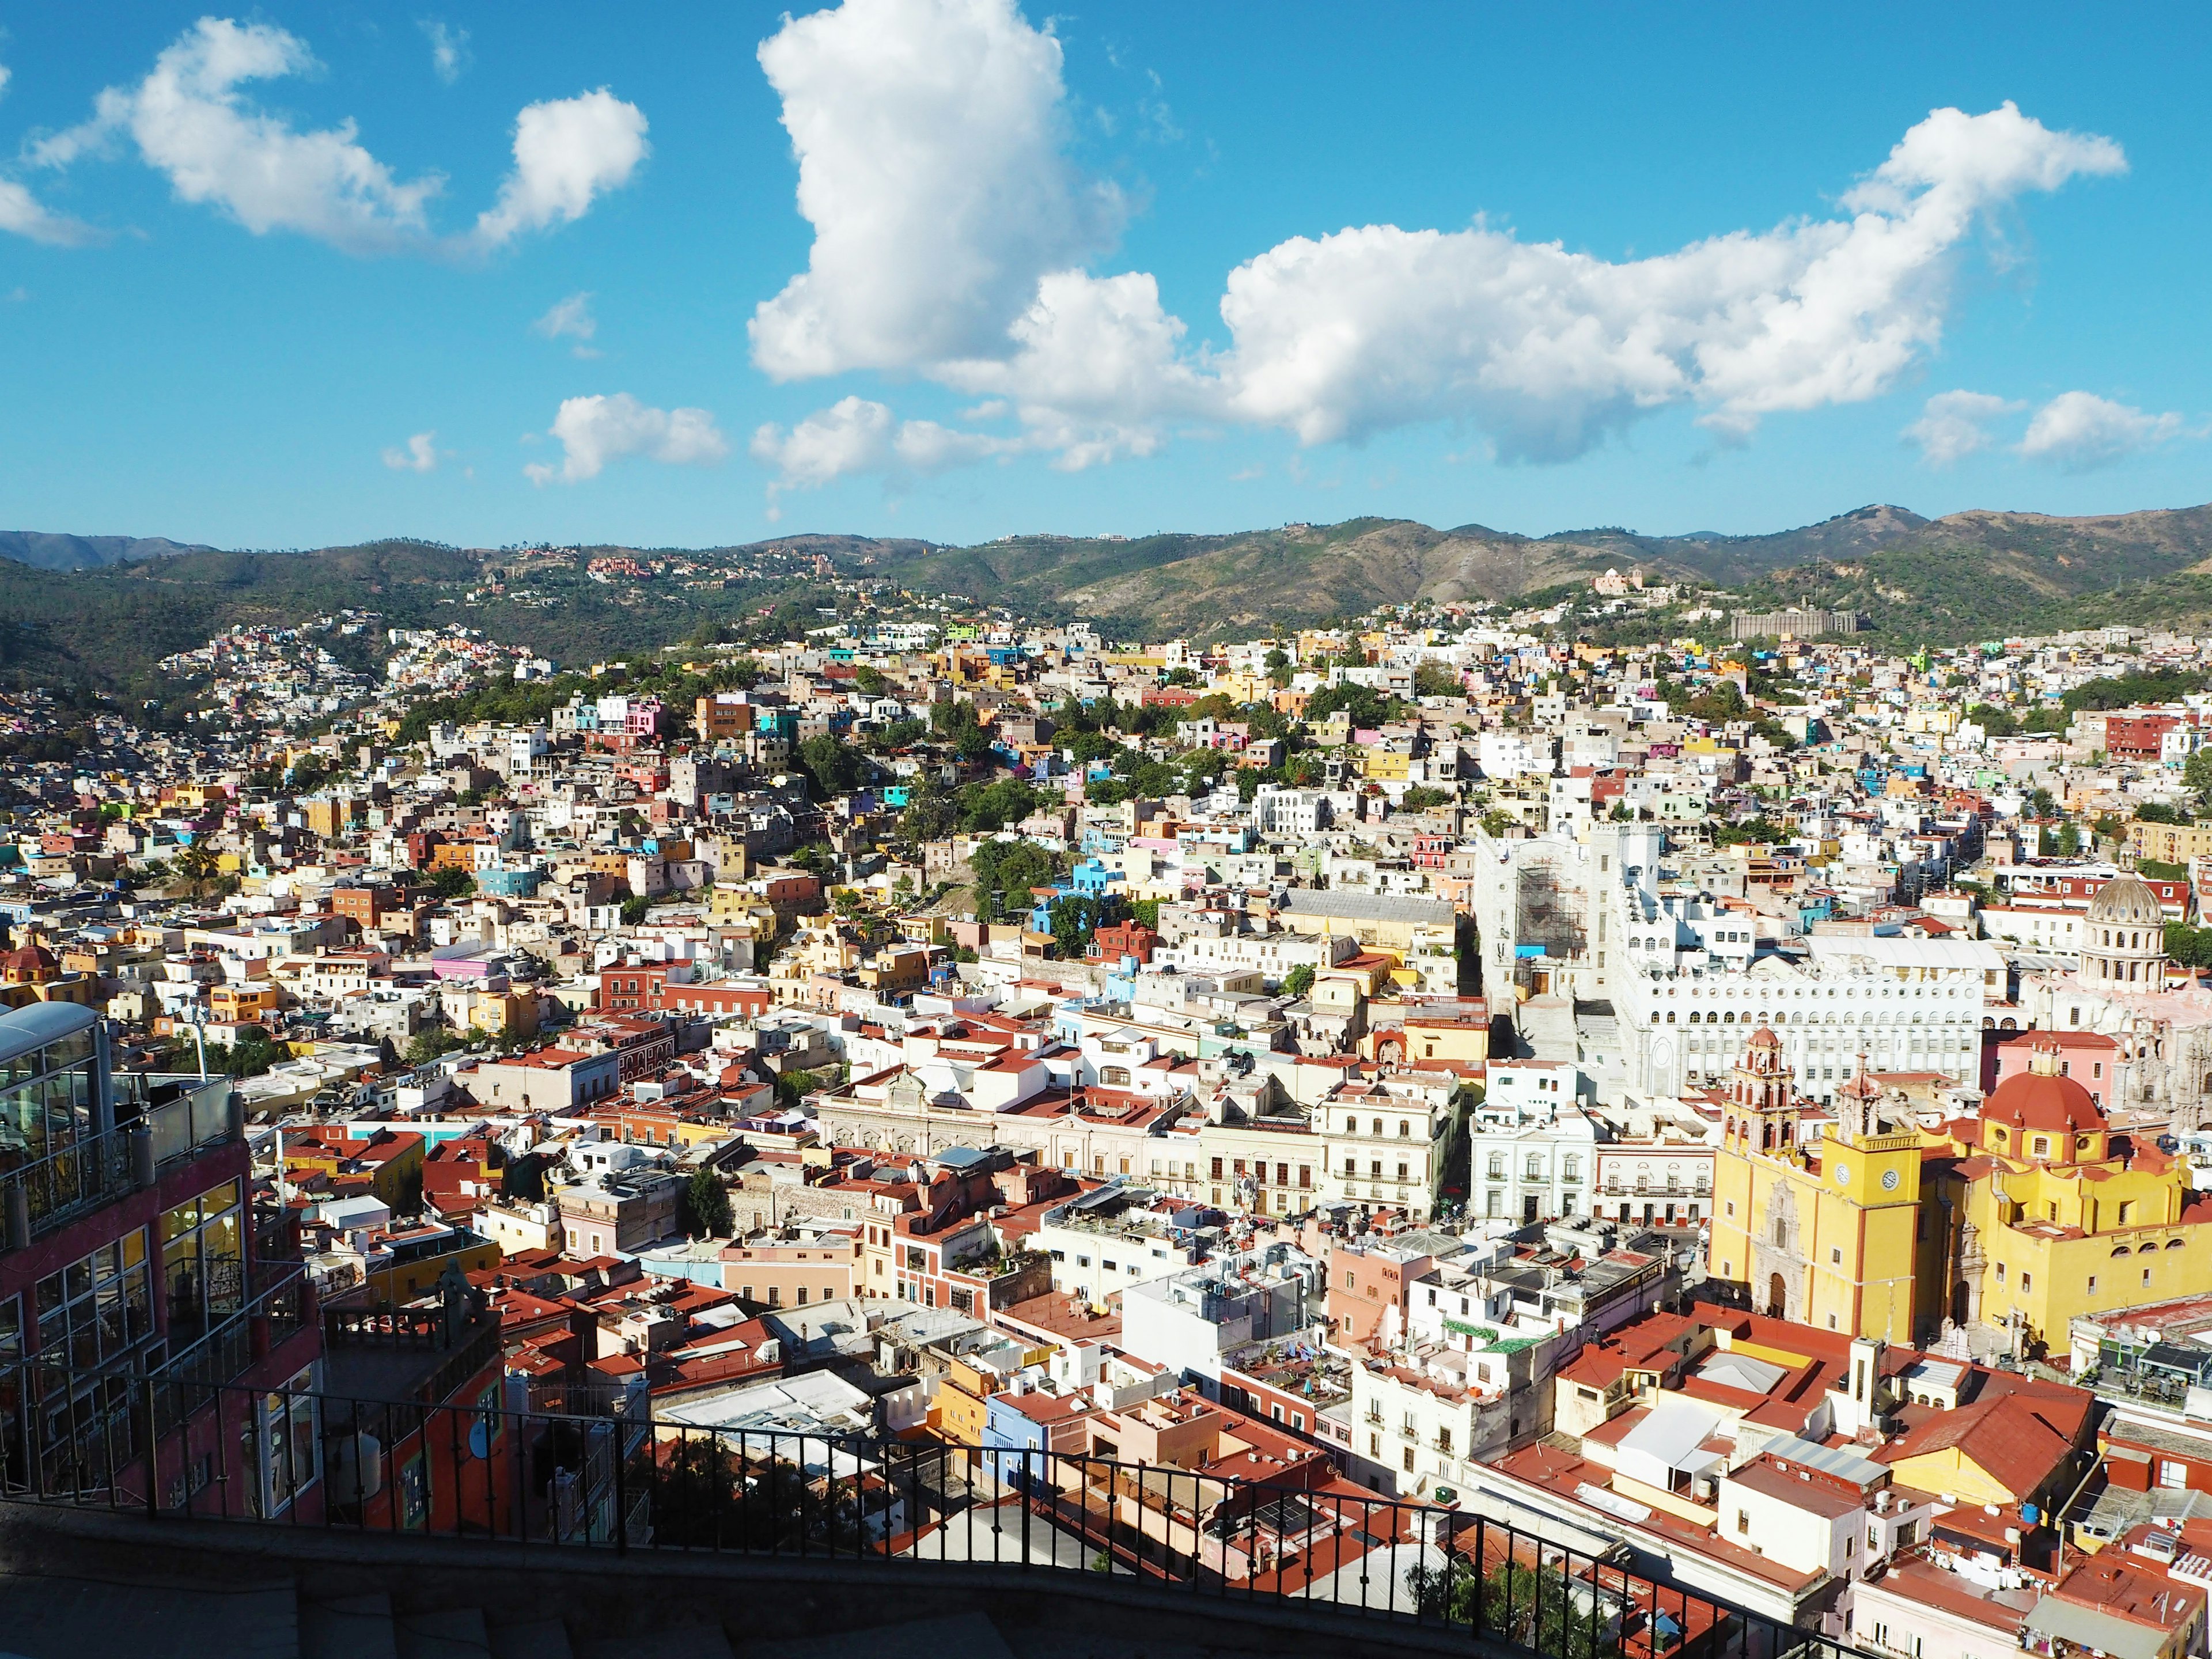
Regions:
[[1881, 1168, 1901, 1191]]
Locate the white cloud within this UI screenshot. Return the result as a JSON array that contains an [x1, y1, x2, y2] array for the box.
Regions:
[[382, 430, 438, 472], [1903, 390, 2025, 466], [525, 393, 727, 484], [2018, 391, 2190, 472], [747, 0, 2126, 478], [533, 290, 602, 356], [32, 20, 644, 256], [750, 0, 1122, 378], [472, 89, 649, 250], [535, 291, 596, 342], [750, 395, 1018, 496], [419, 20, 471, 85], [0, 178, 99, 247], [33, 18, 444, 254], [1215, 103, 2124, 457]]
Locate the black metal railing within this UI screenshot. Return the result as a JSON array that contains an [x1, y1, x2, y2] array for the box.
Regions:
[[0, 1080, 239, 1251], [0, 1376, 1877, 1659]]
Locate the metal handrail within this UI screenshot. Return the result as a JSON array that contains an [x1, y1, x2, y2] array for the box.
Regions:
[[0, 1386, 1884, 1659], [0, 1080, 238, 1252]]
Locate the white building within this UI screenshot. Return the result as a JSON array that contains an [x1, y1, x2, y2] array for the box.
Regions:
[[1316, 1073, 1457, 1222], [1467, 1065, 1604, 1225]]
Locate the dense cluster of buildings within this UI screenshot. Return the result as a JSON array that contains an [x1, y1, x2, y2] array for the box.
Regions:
[[13, 597, 2212, 1654]]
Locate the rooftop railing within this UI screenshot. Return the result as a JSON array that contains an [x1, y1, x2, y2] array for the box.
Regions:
[[0, 1380, 1877, 1659], [1, 1077, 239, 1252]]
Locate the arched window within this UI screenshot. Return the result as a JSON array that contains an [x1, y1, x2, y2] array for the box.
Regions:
[[1563, 1156, 1581, 1182]]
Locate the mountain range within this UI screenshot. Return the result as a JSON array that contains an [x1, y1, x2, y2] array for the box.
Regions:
[[6, 500, 2212, 696]]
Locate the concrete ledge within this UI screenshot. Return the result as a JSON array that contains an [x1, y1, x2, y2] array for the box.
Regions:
[[0, 1502, 1515, 1659]]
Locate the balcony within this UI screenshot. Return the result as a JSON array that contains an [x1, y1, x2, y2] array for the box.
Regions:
[[1, 1076, 238, 1253]]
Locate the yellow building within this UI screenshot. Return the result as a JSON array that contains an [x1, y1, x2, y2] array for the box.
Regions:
[[2126, 817, 2212, 866], [1925, 1040, 2212, 1349], [1709, 1029, 1929, 1344]]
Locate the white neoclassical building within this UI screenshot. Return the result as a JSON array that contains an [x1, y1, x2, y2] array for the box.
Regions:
[[2020, 871, 2212, 1129]]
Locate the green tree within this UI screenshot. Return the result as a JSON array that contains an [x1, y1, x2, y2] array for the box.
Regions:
[[1281, 964, 1315, 998], [800, 733, 867, 797], [1046, 893, 1104, 960], [429, 866, 477, 900], [680, 1165, 734, 1238], [406, 1026, 469, 1066], [898, 777, 959, 849], [960, 777, 1041, 832], [1396, 785, 1453, 811], [1412, 662, 1463, 698], [852, 665, 891, 698], [173, 839, 224, 899], [2167, 923, 2212, 969], [968, 839, 1056, 922], [2187, 749, 2212, 797], [1406, 1556, 1622, 1659]]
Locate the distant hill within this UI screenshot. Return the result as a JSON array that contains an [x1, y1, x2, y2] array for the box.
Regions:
[[10, 502, 2212, 696], [0, 531, 218, 571], [847, 501, 2212, 639]]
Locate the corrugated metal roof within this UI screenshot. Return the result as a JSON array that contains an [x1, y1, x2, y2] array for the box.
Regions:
[[1762, 1432, 1887, 1488]]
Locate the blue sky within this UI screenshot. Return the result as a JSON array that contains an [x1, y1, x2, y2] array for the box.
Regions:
[[0, 2, 2205, 551]]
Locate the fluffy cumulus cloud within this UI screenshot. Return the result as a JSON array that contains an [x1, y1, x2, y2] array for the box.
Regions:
[[749, 0, 1122, 379], [472, 90, 649, 250], [526, 393, 728, 485], [30, 17, 643, 256], [2018, 391, 2190, 472], [1213, 101, 2124, 459], [381, 430, 438, 472], [746, 0, 2128, 488], [749, 395, 1014, 502], [32, 18, 445, 253], [1903, 390, 2025, 466]]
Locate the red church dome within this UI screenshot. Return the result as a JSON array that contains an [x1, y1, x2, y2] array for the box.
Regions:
[[1983, 1040, 2108, 1137]]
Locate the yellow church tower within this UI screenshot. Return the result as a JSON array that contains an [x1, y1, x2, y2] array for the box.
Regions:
[[1709, 1029, 1926, 1343]]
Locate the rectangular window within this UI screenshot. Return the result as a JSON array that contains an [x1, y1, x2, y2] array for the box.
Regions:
[[2160, 1460, 2188, 1490]]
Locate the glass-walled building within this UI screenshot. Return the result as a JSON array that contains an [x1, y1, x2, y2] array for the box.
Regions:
[[0, 1002, 319, 1509]]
